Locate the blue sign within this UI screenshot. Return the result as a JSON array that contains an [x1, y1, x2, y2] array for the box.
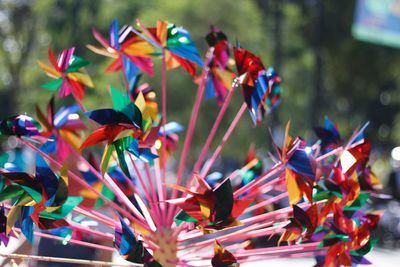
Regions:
[[352, 0, 400, 48]]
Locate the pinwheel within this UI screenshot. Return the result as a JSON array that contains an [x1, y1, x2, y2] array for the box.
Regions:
[[168, 177, 252, 232], [80, 88, 143, 175], [274, 123, 316, 205], [239, 144, 263, 187], [212, 240, 240, 267], [0, 156, 82, 242], [314, 117, 341, 152], [139, 20, 203, 76], [37, 47, 93, 100], [36, 97, 87, 162], [234, 45, 281, 125], [317, 209, 381, 267], [0, 206, 16, 246], [88, 20, 155, 92], [0, 114, 42, 139], [129, 75, 159, 121], [279, 204, 319, 243], [155, 121, 184, 166], [204, 26, 236, 105], [114, 215, 161, 267]]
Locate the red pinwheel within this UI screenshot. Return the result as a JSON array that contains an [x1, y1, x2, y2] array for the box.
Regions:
[[234, 45, 281, 124], [319, 209, 381, 267], [212, 240, 240, 267]]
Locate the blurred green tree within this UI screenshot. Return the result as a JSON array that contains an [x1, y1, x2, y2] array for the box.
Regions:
[[1, 0, 399, 169]]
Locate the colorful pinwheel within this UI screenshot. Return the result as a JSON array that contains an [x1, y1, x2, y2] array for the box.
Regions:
[[141, 20, 203, 76], [212, 240, 240, 267], [129, 75, 159, 121], [317, 209, 381, 267], [38, 47, 93, 100], [0, 156, 82, 242], [115, 215, 161, 266], [155, 121, 184, 167], [88, 20, 155, 92], [168, 177, 252, 232], [204, 26, 236, 105], [80, 87, 143, 175], [36, 97, 86, 162], [274, 124, 316, 205], [280, 204, 319, 243], [234, 45, 281, 124], [314, 117, 341, 152], [0, 114, 42, 138]]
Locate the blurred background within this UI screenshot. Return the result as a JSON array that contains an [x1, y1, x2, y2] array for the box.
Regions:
[[2, 0, 400, 265]]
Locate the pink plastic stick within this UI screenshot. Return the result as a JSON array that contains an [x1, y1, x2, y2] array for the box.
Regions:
[[175, 48, 213, 186], [159, 49, 168, 215], [191, 78, 239, 180], [168, 79, 240, 222], [241, 200, 327, 225], [235, 164, 283, 198], [236, 250, 326, 263], [154, 157, 166, 218], [73, 206, 115, 227], [200, 103, 247, 178], [178, 222, 287, 250], [69, 221, 114, 240], [128, 155, 162, 227], [168, 48, 214, 224], [245, 192, 288, 214], [233, 242, 320, 257], [13, 228, 114, 252], [144, 162, 164, 225]]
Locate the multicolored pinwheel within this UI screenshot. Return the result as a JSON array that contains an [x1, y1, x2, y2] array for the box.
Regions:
[[38, 47, 93, 100], [80, 87, 144, 175], [316, 209, 381, 267], [115, 215, 161, 266], [204, 26, 236, 105], [234, 45, 281, 124], [274, 123, 316, 205], [0, 114, 42, 139], [0, 156, 82, 242], [36, 97, 87, 162], [88, 20, 155, 92], [280, 204, 319, 243], [212, 240, 240, 267], [168, 177, 252, 232], [141, 20, 203, 76]]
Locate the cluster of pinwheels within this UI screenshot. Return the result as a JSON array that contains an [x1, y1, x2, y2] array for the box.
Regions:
[[277, 119, 382, 266], [0, 18, 382, 267]]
